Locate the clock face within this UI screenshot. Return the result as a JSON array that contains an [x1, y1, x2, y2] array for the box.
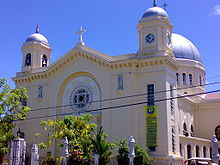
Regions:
[[167, 33, 171, 45], [145, 33, 155, 44]]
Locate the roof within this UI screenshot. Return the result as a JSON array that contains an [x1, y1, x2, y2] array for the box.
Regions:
[[204, 93, 220, 100], [172, 33, 202, 63], [142, 7, 168, 18], [25, 33, 49, 44]]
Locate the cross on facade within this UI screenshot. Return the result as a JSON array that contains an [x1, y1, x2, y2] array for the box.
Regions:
[[76, 26, 86, 45]]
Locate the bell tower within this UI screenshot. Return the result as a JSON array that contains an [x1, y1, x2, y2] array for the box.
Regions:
[[137, 5, 173, 57], [21, 25, 51, 72]]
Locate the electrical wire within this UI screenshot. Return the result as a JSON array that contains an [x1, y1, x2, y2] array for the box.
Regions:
[[16, 89, 220, 121], [28, 81, 220, 112], [207, 74, 220, 80]]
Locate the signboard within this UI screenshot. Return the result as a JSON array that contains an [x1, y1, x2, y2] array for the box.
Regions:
[[145, 106, 158, 147]]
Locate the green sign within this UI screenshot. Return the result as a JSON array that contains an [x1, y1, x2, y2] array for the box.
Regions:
[[145, 106, 158, 147]]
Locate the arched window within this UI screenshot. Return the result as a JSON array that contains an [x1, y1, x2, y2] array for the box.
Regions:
[[199, 76, 202, 86], [183, 122, 188, 136], [215, 125, 220, 141], [182, 73, 186, 85], [180, 144, 182, 156], [117, 74, 123, 90], [38, 85, 43, 98], [189, 74, 193, 85], [210, 147, 212, 158], [187, 144, 192, 159], [147, 84, 155, 106], [196, 145, 200, 157], [176, 73, 179, 84], [42, 55, 48, 67], [190, 125, 194, 137], [203, 146, 207, 157], [25, 53, 31, 66], [172, 127, 176, 153]]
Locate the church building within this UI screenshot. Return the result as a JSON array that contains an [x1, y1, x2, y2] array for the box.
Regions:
[[13, 3, 220, 164]]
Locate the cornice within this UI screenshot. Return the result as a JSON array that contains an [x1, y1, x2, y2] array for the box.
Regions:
[[21, 42, 51, 51], [13, 46, 179, 84], [137, 17, 173, 29], [179, 135, 210, 142]]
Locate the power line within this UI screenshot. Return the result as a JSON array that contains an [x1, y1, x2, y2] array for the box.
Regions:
[[207, 75, 220, 80], [28, 81, 220, 112], [16, 89, 220, 121]]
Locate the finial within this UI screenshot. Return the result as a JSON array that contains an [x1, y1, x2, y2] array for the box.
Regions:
[[163, 1, 168, 11], [153, 0, 157, 7], [76, 26, 86, 46], [36, 24, 40, 33]]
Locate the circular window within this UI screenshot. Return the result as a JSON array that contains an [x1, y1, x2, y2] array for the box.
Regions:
[[70, 85, 93, 111]]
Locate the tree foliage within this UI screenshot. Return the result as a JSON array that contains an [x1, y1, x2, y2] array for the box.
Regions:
[[90, 126, 115, 165], [116, 139, 153, 165], [134, 144, 153, 165], [116, 139, 129, 165], [38, 114, 115, 165], [0, 78, 30, 154]]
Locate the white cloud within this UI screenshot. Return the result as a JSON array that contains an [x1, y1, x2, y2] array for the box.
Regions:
[[210, 5, 220, 16]]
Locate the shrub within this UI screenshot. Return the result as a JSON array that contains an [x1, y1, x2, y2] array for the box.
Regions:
[[116, 139, 153, 165], [116, 139, 129, 165]]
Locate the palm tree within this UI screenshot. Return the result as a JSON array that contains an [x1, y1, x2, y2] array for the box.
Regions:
[[90, 126, 115, 165]]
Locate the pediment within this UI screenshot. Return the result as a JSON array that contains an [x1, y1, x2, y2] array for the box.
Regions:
[[13, 45, 179, 84]]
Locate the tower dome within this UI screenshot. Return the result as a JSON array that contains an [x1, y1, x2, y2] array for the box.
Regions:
[[142, 7, 168, 18], [172, 33, 202, 63], [25, 25, 49, 44], [26, 33, 48, 44], [21, 25, 51, 72]]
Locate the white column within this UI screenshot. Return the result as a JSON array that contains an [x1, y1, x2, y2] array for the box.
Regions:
[[9, 138, 26, 165], [128, 136, 135, 165], [211, 135, 220, 164], [31, 144, 39, 165]]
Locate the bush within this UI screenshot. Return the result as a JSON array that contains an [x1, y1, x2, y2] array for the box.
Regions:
[[116, 139, 152, 165], [134, 145, 153, 165], [116, 139, 129, 165], [41, 152, 63, 165]]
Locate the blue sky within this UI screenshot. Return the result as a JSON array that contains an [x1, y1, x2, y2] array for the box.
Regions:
[[0, 0, 220, 91]]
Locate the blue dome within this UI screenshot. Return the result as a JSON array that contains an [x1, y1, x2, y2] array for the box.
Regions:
[[172, 33, 202, 63], [26, 33, 48, 44], [142, 7, 168, 18]]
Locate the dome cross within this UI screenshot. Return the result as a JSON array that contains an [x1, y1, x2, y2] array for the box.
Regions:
[[153, 0, 157, 7], [36, 24, 40, 33], [163, 1, 168, 11]]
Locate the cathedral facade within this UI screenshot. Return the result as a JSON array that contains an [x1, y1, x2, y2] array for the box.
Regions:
[[13, 5, 220, 164]]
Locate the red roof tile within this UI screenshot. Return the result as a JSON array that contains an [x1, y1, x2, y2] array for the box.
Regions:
[[204, 93, 220, 100]]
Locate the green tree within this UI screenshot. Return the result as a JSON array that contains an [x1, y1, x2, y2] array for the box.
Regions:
[[0, 78, 30, 154], [134, 144, 153, 165], [90, 126, 115, 165], [38, 114, 97, 165], [116, 139, 153, 165], [116, 139, 129, 165]]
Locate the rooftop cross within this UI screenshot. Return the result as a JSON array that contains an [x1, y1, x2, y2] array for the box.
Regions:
[[153, 0, 157, 7], [36, 24, 40, 33], [76, 26, 86, 46], [163, 1, 168, 11]]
